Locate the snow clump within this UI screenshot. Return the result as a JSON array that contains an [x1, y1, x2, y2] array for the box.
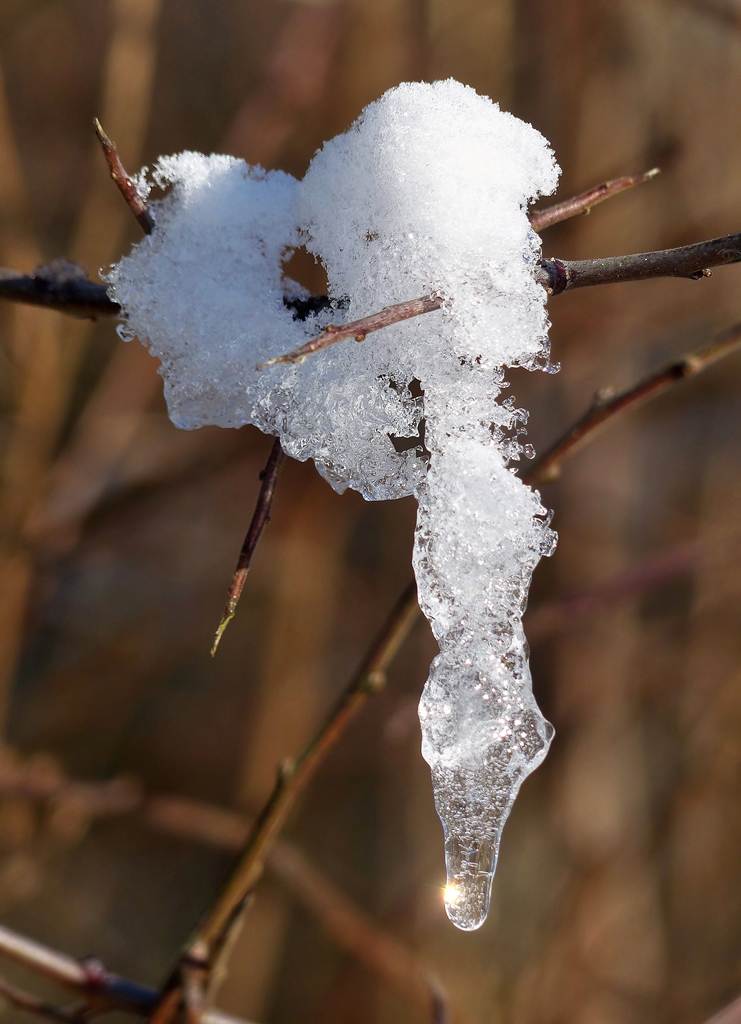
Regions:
[[108, 79, 560, 931]]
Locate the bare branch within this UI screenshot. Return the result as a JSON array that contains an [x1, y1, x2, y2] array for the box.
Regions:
[[2, 224, 741, 331], [524, 539, 701, 644], [525, 320, 741, 484], [0, 923, 251, 1024], [0, 263, 120, 319], [258, 295, 443, 367], [146, 798, 446, 1018], [211, 438, 286, 654], [163, 579, 421, 1010], [0, 973, 87, 1024], [93, 118, 154, 235], [535, 231, 741, 294], [529, 168, 659, 232]]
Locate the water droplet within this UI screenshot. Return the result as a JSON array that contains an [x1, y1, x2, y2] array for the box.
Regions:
[[523, 443, 536, 459], [443, 835, 498, 931]]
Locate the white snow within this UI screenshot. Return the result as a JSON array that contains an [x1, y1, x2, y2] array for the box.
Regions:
[[108, 79, 560, 931]]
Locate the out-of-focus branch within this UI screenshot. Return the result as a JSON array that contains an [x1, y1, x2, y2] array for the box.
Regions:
[[93, 118, 154, 235], [524, 320, 741, 484], [704, 992, 741, 1024], [0, 752, 450, 1021], [211, 438, 286, 654], [145, 795, 444, 1020], [142, 581, 422, 1024], [0, 263, 120, 319], [529, 168, 659, 232], [524, 539, 701, 643], [3, 228, 741, 330], [0, 923, 250, 1024], [0, 973, 86, 1024]]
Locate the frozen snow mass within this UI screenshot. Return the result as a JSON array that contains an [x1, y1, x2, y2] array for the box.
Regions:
[[108, 79, 561, 931]]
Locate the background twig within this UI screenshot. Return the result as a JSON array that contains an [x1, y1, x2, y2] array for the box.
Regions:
[[524, 320, 741, 483], [529, 168, 659, 232]]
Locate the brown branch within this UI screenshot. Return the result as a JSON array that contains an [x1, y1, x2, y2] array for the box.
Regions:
[[524, 539, 701, 644], [3, 226, 741, 329], [535, 231, 741, 294], [0, 973, 87, 1024], [524, 320, 741, 484], [0, 748, 444, 1018], [211, 438, 286, 655], [145, 795, 444, 1019], [0, 923, 250, 1024], [258, 295, 443, 367], [0, 263, 120, 319], [144, 578, 421, 1024], [529, 168, 659, 232], [93, 118, 154, 235]]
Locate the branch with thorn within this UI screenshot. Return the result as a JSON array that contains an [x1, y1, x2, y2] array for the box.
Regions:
[[524, 319, 741, 483]]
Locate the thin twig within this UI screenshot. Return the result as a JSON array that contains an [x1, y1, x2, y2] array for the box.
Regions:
[[524, 539, 701, 643], [211, 438, 286, 655], [143, 579, 421, 1024], [258, 295, 443, 367], [150, 796, 448, 1023], [93, 118, 154, 235], [0, 974, 87, 1024], [0, 923, 250, 1024], [529, 168, 659, 232], [524, 320, 741, 484]]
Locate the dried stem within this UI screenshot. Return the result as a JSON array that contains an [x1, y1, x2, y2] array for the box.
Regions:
[[141, 579, 422, 1024], [0, 923, 248, 1024], [196, 580, 419, 952], [0, 974, 87, 1024], [0, 264, 120, 319], [146, 794, 444, 1013], [525, 320, 741, 484], [529, 168, 659, 232], [93, 118, 154, 235], [258, 295, 443, 367], [211, 438, 286, 654]]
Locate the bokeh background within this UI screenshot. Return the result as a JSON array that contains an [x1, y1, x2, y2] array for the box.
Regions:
[[0, 2, 741, 1023]]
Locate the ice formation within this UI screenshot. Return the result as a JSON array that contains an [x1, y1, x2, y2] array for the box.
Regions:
[[108, 80, 560, 931]]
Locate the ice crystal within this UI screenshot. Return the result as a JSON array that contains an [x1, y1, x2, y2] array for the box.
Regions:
[[108, 79, 560, 930]]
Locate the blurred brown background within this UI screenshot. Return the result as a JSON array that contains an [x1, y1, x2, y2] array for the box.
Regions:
[[0, 2, 741, 1023]]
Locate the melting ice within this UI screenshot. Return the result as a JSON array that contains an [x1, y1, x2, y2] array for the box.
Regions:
[[108, 80, 560, 931]]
